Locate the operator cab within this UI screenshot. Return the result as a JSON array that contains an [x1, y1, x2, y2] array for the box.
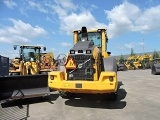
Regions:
[[28, 52, 35, 61], [20, 46, 41, 62], [74, 26, 111, 57], [78, 28, 102, 48]]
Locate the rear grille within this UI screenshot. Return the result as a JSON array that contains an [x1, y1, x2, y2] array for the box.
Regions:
[[66, 55, 95, 81]]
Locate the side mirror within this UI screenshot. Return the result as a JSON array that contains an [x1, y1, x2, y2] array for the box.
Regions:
[[43, 47, 46, 51], [13, 45, 17, 50], [107, 51, 111, 55], [106, 38, 108, 43]]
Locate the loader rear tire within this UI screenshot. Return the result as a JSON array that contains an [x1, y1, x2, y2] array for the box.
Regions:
[[143, 64, 145, 70], [59, 91, 74, 99], [108, 92, 117, 101], [123, 65, 128, 71], [151, 67, 156, 75]]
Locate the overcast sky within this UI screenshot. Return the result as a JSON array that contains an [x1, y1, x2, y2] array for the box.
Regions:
[[0, 0, 160, 58]]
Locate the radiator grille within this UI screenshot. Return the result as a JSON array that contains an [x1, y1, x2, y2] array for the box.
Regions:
[[66, 55, 95, 81]]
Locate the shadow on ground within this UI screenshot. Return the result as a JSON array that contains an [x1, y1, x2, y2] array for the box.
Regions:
[[65, 81, 127, 109], [0, 92, 59, 108]]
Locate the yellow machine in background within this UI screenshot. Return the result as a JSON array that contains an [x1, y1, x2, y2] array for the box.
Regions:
[[49, 26, 118, 100], [9, 57, 21, 74], [125, 54, 152, 70], [125, 55, 139, 70], [3, 45, 52, 100], [40, 52, 57, 73], [136, 54, 152, 69], [9, 45, 47, 75], [117, 59, 128, 71]]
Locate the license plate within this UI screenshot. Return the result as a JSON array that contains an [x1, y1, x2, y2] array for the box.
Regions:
[[76, 83, 82, 88]]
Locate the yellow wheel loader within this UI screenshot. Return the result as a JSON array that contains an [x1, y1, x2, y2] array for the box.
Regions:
[[9, 45, 57, 75], [9, 45, 47, 75], [40, 52, 57, 73], [136, 54, 152, 69], [9, 57, 20, 75], [1, 45, 50, 101], [125, 55, 139, 70], [48, 26, 118, 100]]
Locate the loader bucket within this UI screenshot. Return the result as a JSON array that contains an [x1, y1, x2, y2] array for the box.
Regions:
[[0, 74, 49, 100], [152, 64, 160, 75]]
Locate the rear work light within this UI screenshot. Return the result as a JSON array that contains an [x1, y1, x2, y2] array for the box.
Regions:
[[50, 75, 54, 80], [70, 50, 75, 54], [109, 76, 114, 82], [86, 50, 91, 54]]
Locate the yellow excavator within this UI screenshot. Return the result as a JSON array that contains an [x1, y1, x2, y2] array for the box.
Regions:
[[48, 26, 118, 100]]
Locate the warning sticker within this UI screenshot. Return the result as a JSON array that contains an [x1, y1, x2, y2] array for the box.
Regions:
[[65, 58, 76, 69]]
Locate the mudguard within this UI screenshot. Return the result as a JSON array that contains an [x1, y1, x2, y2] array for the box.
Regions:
[[102, 57, 117, 72]]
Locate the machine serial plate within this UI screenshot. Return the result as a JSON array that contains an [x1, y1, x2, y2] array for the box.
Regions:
[[76, 83, 82, 88]]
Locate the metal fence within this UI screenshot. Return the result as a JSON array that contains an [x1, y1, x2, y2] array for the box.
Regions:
[[0, 55, 9, 77], [0, 101, 29, 120]]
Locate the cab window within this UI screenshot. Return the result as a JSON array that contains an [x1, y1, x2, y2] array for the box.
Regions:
[[78, 32, 102, 48]]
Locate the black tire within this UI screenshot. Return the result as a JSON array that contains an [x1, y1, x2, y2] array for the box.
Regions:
[[151, 66, 156, 75], [103, 92, 117, 101], [123, 65, 128, 71], [152, 70, 156, 75], [149, 63, 152, 69], [142, 64, 145, 70], [108, 92, 117, 101], [59, 91, 74, 99], [146, 62, 150, 69], [133, 65, 136, 70]]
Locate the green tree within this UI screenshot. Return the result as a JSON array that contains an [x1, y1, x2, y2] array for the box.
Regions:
[[130, 48, 136, 56], [153, 50, 160, 59], [119, 54, 124, 63]]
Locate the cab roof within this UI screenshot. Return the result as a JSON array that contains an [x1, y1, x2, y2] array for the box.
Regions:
[[19, 45, 42, 48], [73, 28, 107, 33]]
